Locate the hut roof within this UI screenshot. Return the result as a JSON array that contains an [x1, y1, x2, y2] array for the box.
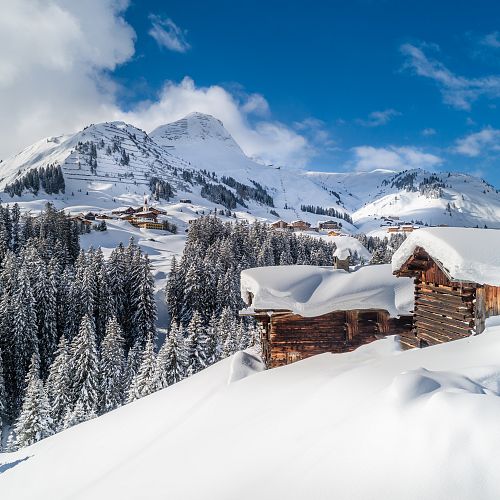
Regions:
[[240, 264, 413, 317], [392, 227, 500, 285]]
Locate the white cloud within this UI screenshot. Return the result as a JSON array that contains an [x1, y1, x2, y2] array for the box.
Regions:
[[0, 0, 135, 160], [422, 128, 436, 136], [356, 109, 400, 127], [455, 128, 500, 157], [480, 32, 500, 49], [148, 15, 190, 53], [400, 43, 500, 110], [0, 2, 316, 168], [350, 145, 443, 172], [123, 77, 313, 167]]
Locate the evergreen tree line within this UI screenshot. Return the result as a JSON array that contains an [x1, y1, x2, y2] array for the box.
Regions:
[[149, 176, 175, 201], [0, 208, 258, 451], [5, 164, 65, 197], [166, 216, 338, 327], [3, 305, 257, 450], [300, 205, 353, 224], [354, 233, 407, 264], [221, 176, 274, 207]]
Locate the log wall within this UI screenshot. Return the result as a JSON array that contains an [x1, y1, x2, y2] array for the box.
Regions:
[[256, 309, 413, 368], [411, 258, 477, 346]]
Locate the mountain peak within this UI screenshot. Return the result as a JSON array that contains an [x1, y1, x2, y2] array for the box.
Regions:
[[150, 112, 241, 151]]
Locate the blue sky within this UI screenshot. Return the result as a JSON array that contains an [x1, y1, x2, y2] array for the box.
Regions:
[[4, 0, 500, 183]]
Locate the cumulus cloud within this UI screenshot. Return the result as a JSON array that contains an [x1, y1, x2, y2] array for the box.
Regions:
[[0, 2, 316, 168], [0, 0, 135, 160], [123, 77, 313, 167], [400, 43, 500, 110], [350, 145, 443, 172], [356, 109, 401, 127], [455, 128, 500, 157], [148, 15, 190, 53]]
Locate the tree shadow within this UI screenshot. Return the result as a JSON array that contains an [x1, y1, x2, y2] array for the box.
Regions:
[[0, 456, 31, 474]]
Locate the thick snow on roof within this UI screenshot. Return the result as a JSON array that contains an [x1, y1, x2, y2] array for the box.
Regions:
[[333, 246, 351, 260], [392, 227, 500, 285], [241, 264, 414, 317]]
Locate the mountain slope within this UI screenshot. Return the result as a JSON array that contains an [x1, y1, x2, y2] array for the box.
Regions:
[[1, 112, 500, 233], [2, 331, 500, 499]]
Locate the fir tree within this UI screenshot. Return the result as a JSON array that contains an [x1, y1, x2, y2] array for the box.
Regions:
[[67, 314, 100, 422], [100, 317, 126, 414], [155, 323, 188, 388], [45, 336, 71, 429], [131, 253, 157, 346], [186, 311, 210, 374], [127, 335, 157, 402], [0, 350, 6, 444], [13, 354, 53, 450], [10, 266, 38, 415]]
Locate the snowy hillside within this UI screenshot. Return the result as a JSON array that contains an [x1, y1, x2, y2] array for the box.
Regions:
[[308, 168, 500, 232], [2, 329, 500, 499], [1, 112, 500, 238]]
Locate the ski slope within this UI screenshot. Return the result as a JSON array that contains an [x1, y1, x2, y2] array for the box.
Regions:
[[2, 327, 500, 499]]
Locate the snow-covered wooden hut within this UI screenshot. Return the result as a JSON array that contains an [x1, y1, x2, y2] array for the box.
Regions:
[[392, 227, 500, 347], [240, 264, 414, 367]]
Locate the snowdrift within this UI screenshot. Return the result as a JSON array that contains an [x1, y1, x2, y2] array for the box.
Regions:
[[3, 330, 500, 499]]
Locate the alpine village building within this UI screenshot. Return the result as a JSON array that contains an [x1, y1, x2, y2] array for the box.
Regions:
[[392, 227, 500, 348], [240, 263, 414, 368], [241, 227, 500, 369]]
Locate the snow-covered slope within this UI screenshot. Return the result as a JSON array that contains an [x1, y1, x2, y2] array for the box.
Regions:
[[2, 112, 500, 233], [3, 329, 500, 499]]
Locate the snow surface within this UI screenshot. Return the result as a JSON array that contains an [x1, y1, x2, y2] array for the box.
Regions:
[[392, 227, 500, 285], [3, 330, 500, 499], [240, 263, 414, 317]]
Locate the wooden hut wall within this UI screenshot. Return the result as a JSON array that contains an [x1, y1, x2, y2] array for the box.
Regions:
[[413, 259, 476, 346], [256, 309, 412, 368], [484, 285, 500, 318]]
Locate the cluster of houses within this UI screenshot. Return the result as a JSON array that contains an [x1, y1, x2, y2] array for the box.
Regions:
[[241, 227, 500, 368], [270, 219, 343, 235], [69, 199, 171, 231]]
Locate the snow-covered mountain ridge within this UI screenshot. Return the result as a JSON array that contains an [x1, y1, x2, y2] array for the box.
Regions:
[[1, 111, 500, 232]]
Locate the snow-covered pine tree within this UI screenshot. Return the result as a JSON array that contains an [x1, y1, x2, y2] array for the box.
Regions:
[[181, 256, 204, 325], [0, 350, 6, 445], [127, 335, 157, 403], [0, 251, 19, 419], [205, 314, 220, 365], [34, 256, 58, 377], [131, 253, 157, 347], [165, 256, 183, 323], [155, 322, 188, 388], [92, 247, 112, 343], [100, 317, 126, 414], [45, 335, 71, 430], [124, 340, 142, 390], [107, 243, 126, 326], [257, 238, 275, 267], [67, 314, 100, 423], [10, 266, 39, 416], [12, 354, 53, 450], [237, 321, 252, 351], [222, 318, 240, 358], [185, 311, 210, 375], [217, 307, 236, 355]]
